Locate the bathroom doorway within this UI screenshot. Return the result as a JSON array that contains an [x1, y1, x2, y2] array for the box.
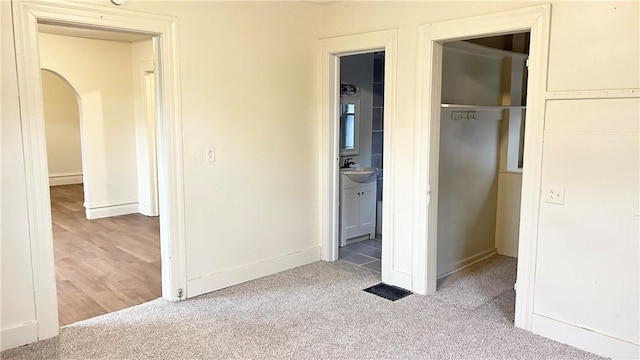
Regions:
[[337, 52, 385, 275], [320, 29, 400, 289]]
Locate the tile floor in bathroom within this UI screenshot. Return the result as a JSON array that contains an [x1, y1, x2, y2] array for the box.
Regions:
[[338, 235, 382, 273]]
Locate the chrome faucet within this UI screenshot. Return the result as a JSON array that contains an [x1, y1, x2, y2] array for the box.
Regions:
[[342, 158, 356, 168]]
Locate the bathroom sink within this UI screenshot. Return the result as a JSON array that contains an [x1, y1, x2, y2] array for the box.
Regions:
[[341, 167, 377, 183]]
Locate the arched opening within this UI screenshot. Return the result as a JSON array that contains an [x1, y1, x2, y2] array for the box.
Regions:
[[41, 69, 84, 188]]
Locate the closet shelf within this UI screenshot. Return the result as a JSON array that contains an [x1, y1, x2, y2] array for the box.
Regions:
[[441, 103, 526, 110]]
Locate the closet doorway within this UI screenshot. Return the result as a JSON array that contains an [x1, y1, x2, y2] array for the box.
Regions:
[[433, 33, 530, 322]]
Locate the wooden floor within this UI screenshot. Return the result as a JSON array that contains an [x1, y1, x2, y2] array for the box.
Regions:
[[50, 184, 161, 326]]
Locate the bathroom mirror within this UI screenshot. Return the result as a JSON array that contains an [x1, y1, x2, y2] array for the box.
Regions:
[[339, 98, 360, 156]]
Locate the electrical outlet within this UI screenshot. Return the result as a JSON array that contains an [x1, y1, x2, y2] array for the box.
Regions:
[[546, 186, 565, 205], [206, 148, 215, 162]]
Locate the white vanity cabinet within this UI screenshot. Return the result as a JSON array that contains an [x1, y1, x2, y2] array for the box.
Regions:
[[340, 172, 377, 247]]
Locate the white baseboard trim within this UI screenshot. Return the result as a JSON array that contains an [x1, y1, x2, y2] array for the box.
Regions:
[[1, 321, 38, 351], [137, 199, 158, 217], [138, 199, 151, 216], [49, 172, 83, 186], [531, 313, 639, 359], [85, 200, 139, 219], [187, 246, 321, 298], [437, 248, 497, 279]]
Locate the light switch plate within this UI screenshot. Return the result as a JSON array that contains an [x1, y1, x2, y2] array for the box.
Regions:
[[546, 186, 565, 205], [206, 148, 215, 162]]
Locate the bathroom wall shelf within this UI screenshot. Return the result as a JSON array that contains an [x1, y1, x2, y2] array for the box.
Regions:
[[441, 103, 526, 110]]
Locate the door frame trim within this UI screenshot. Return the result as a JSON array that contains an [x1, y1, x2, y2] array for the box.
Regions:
[[319, 29, 409, 287], [412, 4, 551, 331], [12, 0, 187, 341], [137, 60, 159, 217]]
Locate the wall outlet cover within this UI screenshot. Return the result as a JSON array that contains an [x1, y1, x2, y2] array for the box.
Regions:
[[546, 186, 565, 205]]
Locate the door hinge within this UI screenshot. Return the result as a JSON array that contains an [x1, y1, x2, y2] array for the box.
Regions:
[[525, 58, 530, 69], [427, 185, 432, 205], [514, 282, 518, 291], [177, 288, 184, 300]]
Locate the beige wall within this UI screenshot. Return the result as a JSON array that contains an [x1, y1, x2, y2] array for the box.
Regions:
[[111, 1, 324, 291], [2, 0, 638, 356], [38, 33, 139, 216], [41, 69, 83, 184]]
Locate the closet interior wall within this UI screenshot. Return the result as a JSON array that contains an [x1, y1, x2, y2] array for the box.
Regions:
[[437, 40, 527, 277]]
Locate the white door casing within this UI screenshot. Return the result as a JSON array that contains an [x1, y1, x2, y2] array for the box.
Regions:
[[137, 62, 159, 217], [320, 29, 407, 288], [412, 4, 551, 332], [11, 0, 186, 342]]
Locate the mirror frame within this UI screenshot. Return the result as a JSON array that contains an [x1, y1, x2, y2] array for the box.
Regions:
[[339, 96, 360, 156]]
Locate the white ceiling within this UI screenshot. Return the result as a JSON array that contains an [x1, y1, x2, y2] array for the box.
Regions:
[[38, 23, 151, 43]]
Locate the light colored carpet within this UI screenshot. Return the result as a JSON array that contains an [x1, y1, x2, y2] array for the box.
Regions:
[[434, 255, 517, 310], [2, 256, 602, 359]]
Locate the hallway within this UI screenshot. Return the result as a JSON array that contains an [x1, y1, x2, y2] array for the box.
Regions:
[[50, 184, 161, 326]]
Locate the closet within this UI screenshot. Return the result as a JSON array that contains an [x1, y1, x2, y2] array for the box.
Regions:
[[436, 39, 528, 277]]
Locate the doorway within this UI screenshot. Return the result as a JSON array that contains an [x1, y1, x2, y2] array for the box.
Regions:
[[337, 52, 385, 275], [432, 34, 530, 322], [12, 1, 186, 341], [412, 5, 551, 331], [38, 29, 162, 326], [320, 29, 408, 288]]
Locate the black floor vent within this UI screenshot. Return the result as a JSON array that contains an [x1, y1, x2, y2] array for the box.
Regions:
[[364, 283, 412, 301]]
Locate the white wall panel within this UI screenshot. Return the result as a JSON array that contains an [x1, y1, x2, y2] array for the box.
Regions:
[[545, 98, 639, 134], [535, 103, 639, 344], [546, 2, 640, 91]]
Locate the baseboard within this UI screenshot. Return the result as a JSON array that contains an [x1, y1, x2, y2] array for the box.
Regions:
[[137, 199, 152, 217], [186, 246, 321, 298], [49, 172, 83, 186], [85, 200, 138, 219], [1, 321, 38, 351], [138, 200, 158, 217], [437, 248, 497, 279], [531, 313, 639, 359]]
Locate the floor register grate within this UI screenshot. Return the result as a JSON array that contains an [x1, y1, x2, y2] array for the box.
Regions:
[[363, 283, 412, 301]]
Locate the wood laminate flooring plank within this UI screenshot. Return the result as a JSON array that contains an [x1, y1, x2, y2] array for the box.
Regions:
[[50, 184, 161, 326]]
